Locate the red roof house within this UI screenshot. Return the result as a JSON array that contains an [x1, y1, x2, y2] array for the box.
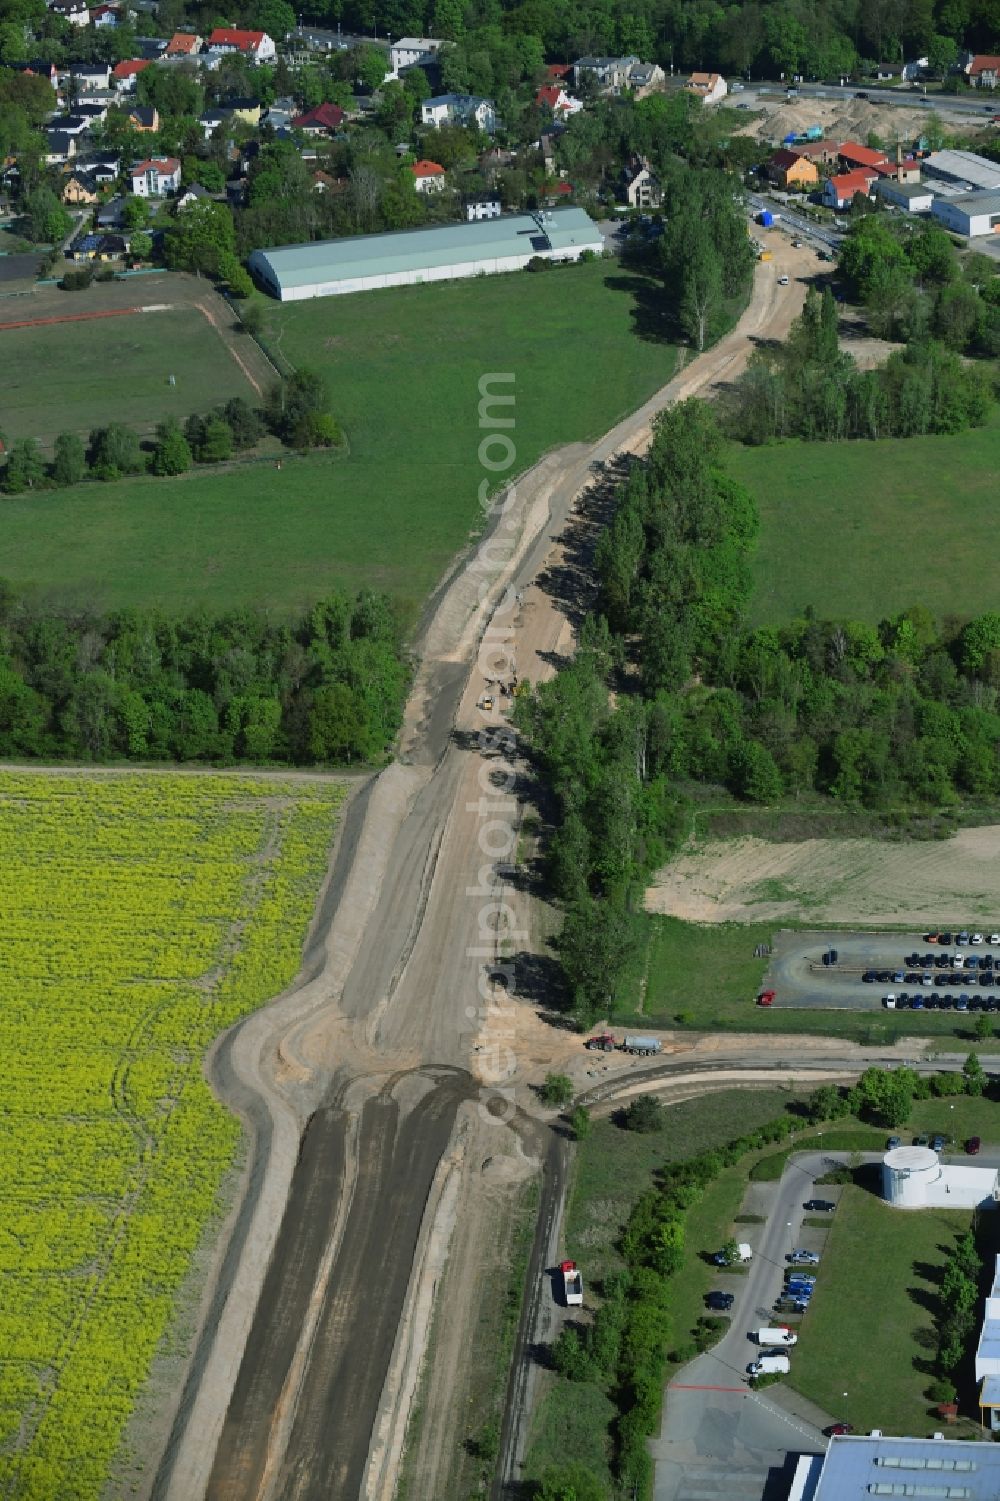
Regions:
[[111, 59, 151, 82], [410, 159, 445, 192], [291, 102, 345, 134], [823, 167, 878, 208], [206, 27, 276, 60], [837, 140, 891, 172], [165, 31, 201, 55], [545, 63, 571, 79], [968, 54, 1000, 86]]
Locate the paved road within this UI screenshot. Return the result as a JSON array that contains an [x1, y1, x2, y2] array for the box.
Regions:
[[653, 1151, 850, 1501], [742, 79, 999, 117], [747, 191, 843, 253]]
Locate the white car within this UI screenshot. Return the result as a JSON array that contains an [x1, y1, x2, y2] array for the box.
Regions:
[[788, 1250, 820, 1265], [990, 934, 1000, 945], [972, 933, 984, 944], [778, 274, 790, 285]]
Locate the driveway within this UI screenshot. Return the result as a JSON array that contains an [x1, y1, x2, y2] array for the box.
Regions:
[[652, 1150, 856, 1501]]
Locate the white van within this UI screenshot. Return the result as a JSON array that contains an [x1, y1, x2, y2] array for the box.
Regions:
[[756, 1327, 797, 1346], [749, 1353, 790, 1376]]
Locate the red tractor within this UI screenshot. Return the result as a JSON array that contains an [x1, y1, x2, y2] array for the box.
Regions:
[[585, 1033, 616, 1051]]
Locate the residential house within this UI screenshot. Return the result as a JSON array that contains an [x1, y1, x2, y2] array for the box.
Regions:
[[784, 138, 839, 166], [130, 156, 181, 196], [135, 37, 169, 60], [265, 104, 294, 130], [421, 93, 496, 133], [628, 61, 665, 95], [75, 150, 120, 182], [545, 63, 572, 81], [967, 54, 1000, 88], [543, 178, 574, 205], [535, 84, 583, 118], [822, 168, 877, 209], [49, 110, 98, 135], [291, 102, 345, 135], [198, 106, 229, 138], [573, 55, 639, 92], [69, 231, 126, 260], [311, 169, 335, 192], [128, 105, 159, 131], [164, 31, 201, 56], [68, 62, 111, 92], [767, 147, 820, 189], [177, 182, 210, 208], [410, 159, 446, 193], [620, 154, 661, 207], [96, 194, 125, 228], [902, 56, 929, 81], [464, 194, 501, 219], [389, 37, 443, 76], [225, 97, 263, 126], [205, 27, 276, 64], [12, 60, 59, 90], [44, 131, 77, 164], [48, 0, 90, 25], [91, 4, 122, 25], [112, 59, 151, 91], [62, 172, 101, 204], [685, 71, 728, 104], [836, 140, 891, 173]]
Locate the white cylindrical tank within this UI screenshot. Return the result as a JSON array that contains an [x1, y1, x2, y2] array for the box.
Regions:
[[883, 1145, 940, 1207]]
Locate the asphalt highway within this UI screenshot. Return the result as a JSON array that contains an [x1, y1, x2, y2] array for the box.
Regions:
[[745, 78, 999, 117]]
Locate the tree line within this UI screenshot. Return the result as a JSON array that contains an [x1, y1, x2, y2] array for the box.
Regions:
[[2, 370, 342, 494], [0, 585, 408, 766], [515, 399, 1000, 1027], [724, 283, 994, 445]]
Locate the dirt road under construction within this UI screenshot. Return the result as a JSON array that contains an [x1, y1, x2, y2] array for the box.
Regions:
[[150, 239, 825, 1501]]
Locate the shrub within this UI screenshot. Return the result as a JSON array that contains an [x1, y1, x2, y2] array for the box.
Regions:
[[541, 1072, 574, 1107], [622, 1094, 664, 1133]]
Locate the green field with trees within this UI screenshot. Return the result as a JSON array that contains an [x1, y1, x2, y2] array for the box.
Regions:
[[0, 263, 676, 622]]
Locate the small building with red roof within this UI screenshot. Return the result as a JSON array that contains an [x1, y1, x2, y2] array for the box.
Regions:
[[164, 31, 202, 56], [410, 159, 446, 193], [535, 84, 583, 117], [291, 102, 345, 135], [823, 167, 878, 209], [111, 59, 151, 91], [837, 140, 891, 173], [967, 54, 1000, 87]]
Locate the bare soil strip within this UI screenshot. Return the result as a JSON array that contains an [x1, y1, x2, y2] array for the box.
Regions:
[[645, 828, 1000, 927]]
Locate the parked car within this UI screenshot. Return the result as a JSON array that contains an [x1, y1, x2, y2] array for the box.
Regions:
[[825, 1422, 855, 1436], [925, 932, 939, 943], [967, 1137, 982, 1156], [757, 990, 776, 1007], [789, 1250, 820, 1264], [931, 1135, 946, 1152], [706, 1290, 735, 1310], [973, 933, 984, 944], [913, 1135, 929, 1146], [887, 1136, 901, 1149], [990, 933, 1000, 945], [939, 933, 952, 945], [804, 1199, 835, 1212], [957, 997, 970, 1012]]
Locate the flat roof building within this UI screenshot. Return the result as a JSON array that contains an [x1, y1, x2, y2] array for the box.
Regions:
[[248, 209, 604, 301], [923, 149, 1000, 192], [932, 189, 1000, 238], [791, 1434, 1000, 1501]]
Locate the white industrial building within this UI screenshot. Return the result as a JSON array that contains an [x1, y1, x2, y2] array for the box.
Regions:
[[875, 179, 934, 213], [922, 149, 1000, 192], [881, 1144, 1000, 1210], [932, 190, 1000, 239], [789, 1434, 1000, 1501], [248, 209, 604, 301]]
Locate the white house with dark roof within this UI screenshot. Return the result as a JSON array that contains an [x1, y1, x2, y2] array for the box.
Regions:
[[421, 93, 496, 133], [388, 36, 443, 76]]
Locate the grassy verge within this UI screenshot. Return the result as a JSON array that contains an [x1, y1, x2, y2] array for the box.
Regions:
[[749, 1127, 884, 1180], [0, 263, 678, 624], [730, 410, 1000, 628], [787, 1186, 991, 1435]]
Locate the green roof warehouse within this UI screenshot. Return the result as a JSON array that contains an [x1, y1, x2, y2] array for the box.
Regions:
[[247, 209, 605, 300]]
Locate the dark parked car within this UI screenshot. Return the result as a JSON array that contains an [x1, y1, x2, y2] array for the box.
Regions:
[[825, 1422, 855, 1436], [940, 933, 953, 945], [706, 1290, 735, 1310], [967, 1137, 982, 1156], [863, 970, 877, 983], [931, 1135, 946, 1152], [887, 1136, 901, 1149], [913, 1135, 929, 1146], [804, 1199, 836, 1212]]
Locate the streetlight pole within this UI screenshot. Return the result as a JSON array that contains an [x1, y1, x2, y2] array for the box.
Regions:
[[844, 1391, 849, 1431]]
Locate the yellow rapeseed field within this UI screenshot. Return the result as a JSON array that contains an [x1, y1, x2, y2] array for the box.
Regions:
[[0, 772, 343, 1499]]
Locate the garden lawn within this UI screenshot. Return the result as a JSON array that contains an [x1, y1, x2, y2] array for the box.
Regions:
[[1, 308, 260, 445], [787, 1186, 975, 1435], [0, 770, 342, 1499], [731, 410, 1000, 627], [0, 263, 676, 626]]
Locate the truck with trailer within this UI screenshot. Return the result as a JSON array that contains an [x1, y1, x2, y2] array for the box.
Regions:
[[584, 1034, 662, 1056], [561, 1260, 583, 1306]]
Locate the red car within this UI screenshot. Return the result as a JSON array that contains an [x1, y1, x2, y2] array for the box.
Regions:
[[825, 1422, 855, 1436], [967, 1136, 982, 1155], [757, 990, 776, 1007]]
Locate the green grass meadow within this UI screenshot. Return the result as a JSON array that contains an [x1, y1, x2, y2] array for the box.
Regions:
[[788, 1186, 992, 1435], [2, 309, 260, 445], [0, 264, 676, 624], [733, 411, 1000, 627]]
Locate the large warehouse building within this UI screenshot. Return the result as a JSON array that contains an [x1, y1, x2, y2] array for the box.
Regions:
[[248, 209, 605, 300], [932, 189, 1000, 238]]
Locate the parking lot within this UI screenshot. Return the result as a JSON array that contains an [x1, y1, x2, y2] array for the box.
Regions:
[[761, 927, 1000, 1012]]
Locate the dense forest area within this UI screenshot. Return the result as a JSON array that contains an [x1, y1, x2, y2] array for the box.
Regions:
[[0, 585, 408, 764], [515, 398, 1000, 1025]]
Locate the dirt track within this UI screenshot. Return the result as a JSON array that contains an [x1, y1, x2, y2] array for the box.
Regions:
[[150, 235, 821, 1501]]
